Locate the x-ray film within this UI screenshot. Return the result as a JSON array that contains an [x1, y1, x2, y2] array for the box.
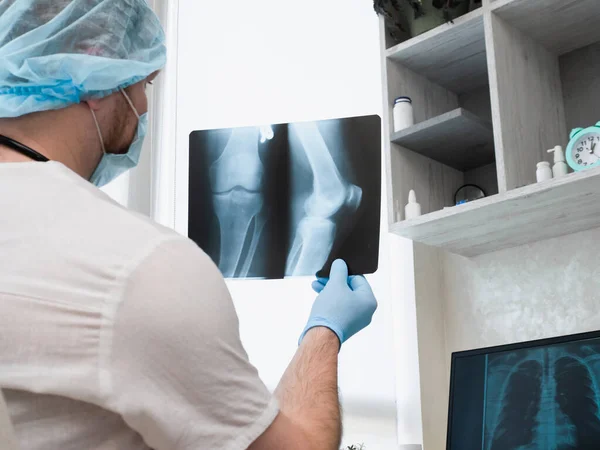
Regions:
[[447, 331, 600, 450], [188, 115, 381, 279]]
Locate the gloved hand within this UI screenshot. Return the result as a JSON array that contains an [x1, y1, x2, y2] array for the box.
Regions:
[[299, 259, 378, 347]]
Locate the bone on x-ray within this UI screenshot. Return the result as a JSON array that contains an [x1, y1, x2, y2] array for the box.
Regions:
[[188, 115, 381, 279]]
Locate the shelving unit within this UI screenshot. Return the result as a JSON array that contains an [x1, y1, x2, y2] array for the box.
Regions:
[[381, 3, 600, 449], [382, 0, 600, 254], [381, 0, 600, 450], [383, 2, 499, 224]]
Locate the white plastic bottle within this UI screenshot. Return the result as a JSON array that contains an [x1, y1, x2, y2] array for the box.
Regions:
[[536, 161, 553, 182], [547, 145, 568, 177], [393, 97, 414, 132], [405, 190, 422, 219]]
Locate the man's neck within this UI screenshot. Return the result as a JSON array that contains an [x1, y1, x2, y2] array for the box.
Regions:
[[0, 105, 102, 180], [0, 145, 35, 163]]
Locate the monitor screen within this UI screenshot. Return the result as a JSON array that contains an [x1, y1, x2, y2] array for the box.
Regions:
[[447, 331, 600, 450], [188, 115, 381, 279]]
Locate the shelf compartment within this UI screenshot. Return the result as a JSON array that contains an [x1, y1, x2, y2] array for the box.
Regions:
[[491, 0, 600, 55], [386, 8, 487, 93], [390, 167, 600, 257], [391, 108, 494, 171]]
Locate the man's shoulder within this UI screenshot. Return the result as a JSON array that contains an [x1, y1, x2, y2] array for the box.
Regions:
[[41, 164, 198, 269], [81, 194, 197, 269]]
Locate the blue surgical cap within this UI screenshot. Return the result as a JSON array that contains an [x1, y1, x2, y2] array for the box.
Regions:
[[0, 0, 167, 118]]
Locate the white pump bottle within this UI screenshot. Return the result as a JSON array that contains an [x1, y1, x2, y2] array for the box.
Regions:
[[547, 145, 568, 177]]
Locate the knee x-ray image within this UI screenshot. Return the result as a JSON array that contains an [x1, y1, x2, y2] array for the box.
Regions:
[[188, 115, 381, 279], [448, 332, 600, 450]]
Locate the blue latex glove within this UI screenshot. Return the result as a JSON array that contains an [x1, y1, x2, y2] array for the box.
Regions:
[[299, 259, 378, 347]]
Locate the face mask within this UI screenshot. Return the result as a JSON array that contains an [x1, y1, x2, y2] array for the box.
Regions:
[[89, 89, 148, 188]]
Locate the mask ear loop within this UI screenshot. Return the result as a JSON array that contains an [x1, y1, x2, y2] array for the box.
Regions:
[[88, 88, 139, 156], [89, 107, 107, 154], [120, 88, 141, 120]]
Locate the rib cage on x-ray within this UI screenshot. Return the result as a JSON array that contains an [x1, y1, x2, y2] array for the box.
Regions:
[[188, 115, 381, 279], [485, 345, 600, 450]]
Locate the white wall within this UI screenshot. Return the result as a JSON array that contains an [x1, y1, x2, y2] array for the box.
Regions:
[[442, 227, 600, 353], [169, 0, 399, 448]]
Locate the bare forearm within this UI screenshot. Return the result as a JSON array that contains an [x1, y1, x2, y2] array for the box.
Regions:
[[250, 262, 377, 450], [274, 327, 341, 450]]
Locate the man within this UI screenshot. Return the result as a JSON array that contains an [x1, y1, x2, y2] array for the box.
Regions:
[[0, 1, 378, 450]]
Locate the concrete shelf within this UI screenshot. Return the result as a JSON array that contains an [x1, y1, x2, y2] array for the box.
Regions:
[[386, 8, 487, 93], [390, 167, 600, 256], [390, 108, 494, 171], [491, 0, 600, 55]]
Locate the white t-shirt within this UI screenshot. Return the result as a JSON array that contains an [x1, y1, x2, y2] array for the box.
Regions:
[[0, 161, 279, 450]]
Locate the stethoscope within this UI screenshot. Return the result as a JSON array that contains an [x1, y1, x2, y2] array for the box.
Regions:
[[0, 134, 50, 162]]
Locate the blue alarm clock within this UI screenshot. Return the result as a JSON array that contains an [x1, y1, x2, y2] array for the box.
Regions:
[[566, 122, 600, 171]]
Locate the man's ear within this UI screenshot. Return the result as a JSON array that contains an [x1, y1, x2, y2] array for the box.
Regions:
[[85, 98, 102, 111], [85, 91, 118, 111]]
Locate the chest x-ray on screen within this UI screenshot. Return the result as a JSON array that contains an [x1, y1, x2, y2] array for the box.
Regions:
[[448, 333, 600, 450], [188, 115, 381, 279]]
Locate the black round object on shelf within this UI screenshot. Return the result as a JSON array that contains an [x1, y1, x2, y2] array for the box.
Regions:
[[454, 184, 486, 205]]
